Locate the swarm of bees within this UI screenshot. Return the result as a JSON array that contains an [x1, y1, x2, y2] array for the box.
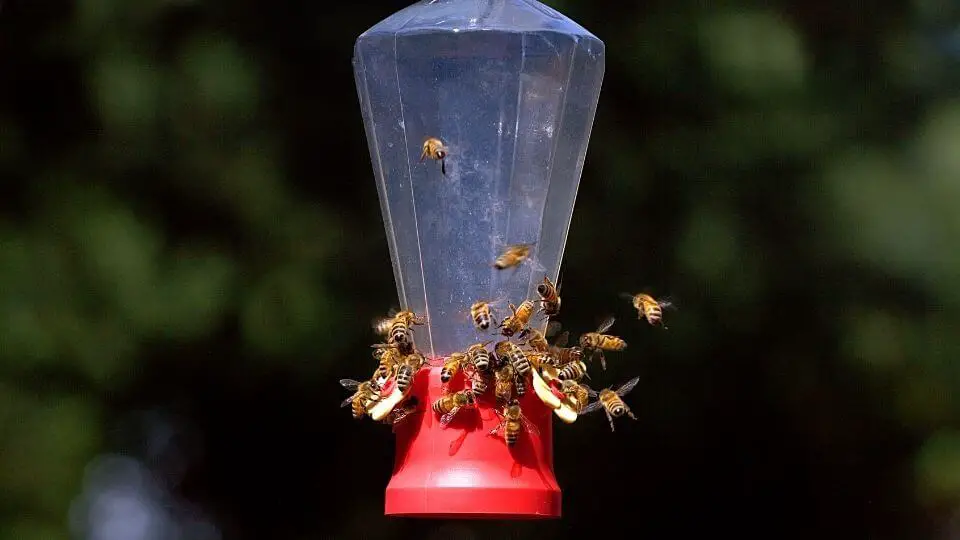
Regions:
[[342, 248, 676, 442]]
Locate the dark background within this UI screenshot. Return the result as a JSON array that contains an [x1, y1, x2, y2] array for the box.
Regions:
[[2, 0, 960, 538]]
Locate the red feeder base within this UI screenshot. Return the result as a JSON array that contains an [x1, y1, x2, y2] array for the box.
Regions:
[[384, 365, 561, 519]]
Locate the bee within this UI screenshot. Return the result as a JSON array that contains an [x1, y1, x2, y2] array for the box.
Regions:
[[581, 376, 640, 432], [489, 399, 539, 447], [468, 368, 490, 394], [536, 275, 561, 318], [514, 370, 528, 397], [579, 316, 627, 371], [520, 328, 549, 353], [382, 396, 420, 432], [339, 378, 381, 419], [547, 331, 584, 367], [557, 360, 590, 382], [499, 300, 536, 337], [495, 340, 531, 378], [466, 341, 493, 372], [493, 243, 535, 270], [622, 293, 674, 328], [494, 363, 516, 406], [441, 352, 469, 385], [560, 380, 591, 414], [371, 343, 401, 383], [469, 299, 505, 331], [419, 137, 448, 176], [433, 389, 476, 427], [394, 361, 417, 395]]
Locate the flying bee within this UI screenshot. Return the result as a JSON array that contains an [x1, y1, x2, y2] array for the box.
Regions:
[[466, 341, 493, 372], [494, 363, 516, 406], [419, 137, 448, 176], [621, 293, 674, 328], [579, 316, 627, 371], [433, 389, 477, 427], [493, 243, 535, 270], [489, 399, 539, 447], [557, 360, 590, 382], [441, 352, 469, 385], [495, 340, 531, 378], [340, 378, 381, 419], [581, 376, 640, 432], [536, 275, 561, 318], [560, 379, 591, 414], [469, 298, 505, 331], [499, 300, 536, 337], [383, 396, 420, 432]]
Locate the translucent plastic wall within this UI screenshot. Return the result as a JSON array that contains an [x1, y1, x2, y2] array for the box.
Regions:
[[353, 0, 604, 357]]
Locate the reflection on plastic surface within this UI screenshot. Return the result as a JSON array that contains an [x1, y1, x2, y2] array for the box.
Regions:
[[353, 0, 605, 357]]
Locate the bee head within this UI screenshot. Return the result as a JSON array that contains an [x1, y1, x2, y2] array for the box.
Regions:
[[536, 283, 548, 296]]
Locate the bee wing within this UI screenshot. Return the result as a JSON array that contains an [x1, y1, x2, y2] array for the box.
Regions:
[[553, 331, 570, 349], [339, 379, 362, 390], [520, 415, 540, 437], [615, 376, 641, 397], [596, 316, 616, 334], [580, 400, 603, 415], [580, 383, 598, 397], [340, 395, 356, 408], [659, 296, 677, 310], [440, 407, 460, 427]]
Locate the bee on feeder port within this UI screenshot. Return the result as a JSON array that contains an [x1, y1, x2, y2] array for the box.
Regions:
[[340, 378, 381, 419], [579, 316, 627, 371], [581, 376, 640, 432], [493, 243, 535, 270], [560, 379, 591, 414], [621, 292, 674, 328], [498, 300, 536, 337], [495, 340, 531, 378], [433, 389, 477, 427], [394, 358, 420, 395], [382, 396, 421, 432], [489, 399, 539, 447], [371, 343, 401, 383], [419, 136, 448, 176], [469, 298, 505, 331], [556, 360, 590, 382], [536, 275, 561, 318]]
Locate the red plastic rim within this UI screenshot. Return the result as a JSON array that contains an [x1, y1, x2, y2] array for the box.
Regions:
[[384, 365, 561, 519]]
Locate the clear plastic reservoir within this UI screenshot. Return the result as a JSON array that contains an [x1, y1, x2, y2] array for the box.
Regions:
[[353, 0, 604, 357]]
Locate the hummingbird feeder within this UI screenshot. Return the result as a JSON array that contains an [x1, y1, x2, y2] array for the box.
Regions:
[[352, 0, 605, 519]]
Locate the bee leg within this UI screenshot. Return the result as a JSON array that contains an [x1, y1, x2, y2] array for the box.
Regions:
[[440, 158, 447, 176], [605, 410, 615, 432], [599, 352, 607, 371], [419, 149, 427, 162]]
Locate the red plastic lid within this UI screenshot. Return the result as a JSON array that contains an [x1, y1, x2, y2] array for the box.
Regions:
[[385, 365, 561, 518]]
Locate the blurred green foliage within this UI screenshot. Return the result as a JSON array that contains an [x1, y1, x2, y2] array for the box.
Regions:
[[1, 0, 959, 538]]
